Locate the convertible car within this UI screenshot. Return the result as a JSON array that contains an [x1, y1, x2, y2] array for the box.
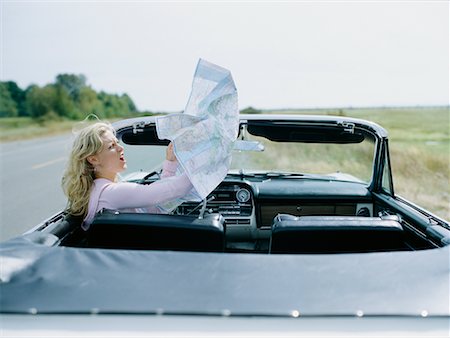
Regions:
[[1, 114, 449, 337]]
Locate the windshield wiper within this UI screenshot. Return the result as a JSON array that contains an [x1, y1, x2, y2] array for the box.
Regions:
[[123, 170, 161, 183], [227, 171, 361, 182], [227, 172, 306, 179]]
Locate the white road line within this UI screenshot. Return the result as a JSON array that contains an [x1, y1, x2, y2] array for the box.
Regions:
[[31, 157, 66, 170]]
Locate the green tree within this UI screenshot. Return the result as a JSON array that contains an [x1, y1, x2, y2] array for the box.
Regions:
[[55, 74, 87, 100], [0, 82, 18, 117], [98, 92, 134, 118], [54, 84, 76, 118], [3, 81, 27, 116], [76, 87, 103, 118], [25, 85, 58, 119], [240, 106, 261, 114], [6, 74, 140, 121], [121, 93, 137, 113]]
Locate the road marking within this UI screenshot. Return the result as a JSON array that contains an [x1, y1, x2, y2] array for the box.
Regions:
[[32, 157, 66, 170]]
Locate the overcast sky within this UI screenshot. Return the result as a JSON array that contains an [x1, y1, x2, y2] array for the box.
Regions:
[[1, 1, 449, 112]]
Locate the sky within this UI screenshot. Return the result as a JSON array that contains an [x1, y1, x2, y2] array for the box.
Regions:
[[1, 0, 449, 112]]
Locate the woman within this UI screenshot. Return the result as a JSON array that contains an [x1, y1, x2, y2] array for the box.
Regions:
[[62, 122, 193, 230]]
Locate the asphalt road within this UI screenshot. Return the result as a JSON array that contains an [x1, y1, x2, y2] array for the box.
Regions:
[[0, 133, 167, 242], [0, 134, 72, 242]]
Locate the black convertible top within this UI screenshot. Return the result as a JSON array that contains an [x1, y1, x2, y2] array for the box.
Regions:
[[1, 233, 449, 316]]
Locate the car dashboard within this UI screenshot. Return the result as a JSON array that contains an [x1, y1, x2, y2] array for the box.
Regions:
[[170, 175, 373, 249]]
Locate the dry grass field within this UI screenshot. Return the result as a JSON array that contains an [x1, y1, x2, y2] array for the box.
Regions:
[[267, 107, 449, 220], [0, 118, 77, 142]]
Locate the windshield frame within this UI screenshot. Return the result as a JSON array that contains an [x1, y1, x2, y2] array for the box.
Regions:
[[231, 120, 379, 186], [115, 114, 386, 189]]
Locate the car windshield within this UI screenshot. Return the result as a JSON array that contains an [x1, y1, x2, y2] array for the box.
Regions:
[[118, 143, 167, 180], [231, 132, 376, 183], [119, 123, 377, 184]]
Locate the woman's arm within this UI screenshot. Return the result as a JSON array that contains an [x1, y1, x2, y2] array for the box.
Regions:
[[160, 142, 178, 178], [101, 174, 193, 210], [160, 160, 178, 178], [100, 142, 191, 210]]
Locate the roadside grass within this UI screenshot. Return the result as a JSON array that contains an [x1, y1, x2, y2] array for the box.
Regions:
[[0, 116, 130, 142], [266, 107, 450, 220], [0, 118, 79, 142], [233, 139, 375, 182]]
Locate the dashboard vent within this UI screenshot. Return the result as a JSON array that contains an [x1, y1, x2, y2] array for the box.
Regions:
[[226, 218, 251, 225]]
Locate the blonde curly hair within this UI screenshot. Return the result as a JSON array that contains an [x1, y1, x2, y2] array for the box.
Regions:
[[62, 122, 115, 217]]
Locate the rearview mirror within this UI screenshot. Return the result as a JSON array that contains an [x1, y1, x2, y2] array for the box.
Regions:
[[233, 140, 265, 151]]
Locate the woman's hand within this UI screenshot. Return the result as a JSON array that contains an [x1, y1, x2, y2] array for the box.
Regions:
[[166, 142, 177, 162]]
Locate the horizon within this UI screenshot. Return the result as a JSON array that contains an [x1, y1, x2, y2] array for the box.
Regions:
[[1, 74, 448, 114]]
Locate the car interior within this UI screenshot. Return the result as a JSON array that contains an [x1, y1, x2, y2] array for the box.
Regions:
[[52, 177, 443, 254], [40, 119, 448, 254]]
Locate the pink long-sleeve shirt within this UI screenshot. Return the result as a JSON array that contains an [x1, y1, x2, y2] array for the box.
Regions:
[[82, 160, 193, 230]]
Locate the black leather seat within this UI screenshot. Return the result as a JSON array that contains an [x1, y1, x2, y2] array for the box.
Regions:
[[270, 215, 406, 254], [88, 210, 225, 252]]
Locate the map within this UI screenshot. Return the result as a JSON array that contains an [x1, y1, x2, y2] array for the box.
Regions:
[[155, 59, 239, 209]]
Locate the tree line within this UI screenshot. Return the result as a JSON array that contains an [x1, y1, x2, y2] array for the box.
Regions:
[[0, 74, 139, 120]]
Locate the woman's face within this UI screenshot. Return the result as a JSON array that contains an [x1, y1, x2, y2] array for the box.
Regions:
[[89, 130, 127, 180]]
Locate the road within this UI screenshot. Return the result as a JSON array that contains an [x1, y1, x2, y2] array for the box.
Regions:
[[0, 133, 167, 242], [0, 134, 72, 241]]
